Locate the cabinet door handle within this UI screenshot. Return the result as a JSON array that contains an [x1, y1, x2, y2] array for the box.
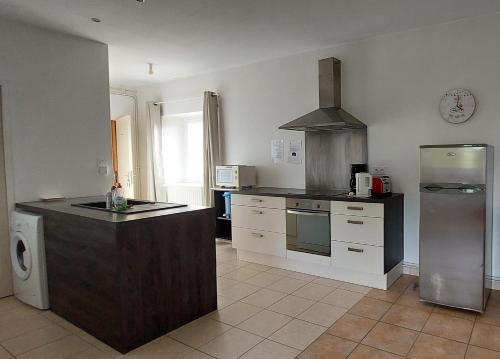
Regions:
[[251, 210, 263, 215], [347, 247, 364, 253], [347, 206, 364, 211], [347, 220, 364, 225], [250, 198, 263, 202], [251, 232, 264, 238]]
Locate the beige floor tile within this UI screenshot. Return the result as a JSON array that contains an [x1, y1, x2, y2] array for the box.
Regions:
[[312, 278, 344, 288], [240, 288, 287, 308], [349, 297, 392, 320], [0, 311, 53, 341], [339, 283, 371, 294], [287, 272, 318, 282], [347, 344, 402, 358], [217, 295, 238, 309], [240, 339, 300, 359], [366, 288, 403, 303], [269, 295, 315, 317], [181, 350, 214, 359], [321, 289, 364, 309], [237, 309, 292, 337], [168, 317, 231, 348], [466, 345, 500, 359], [244, 263, 272, 272], [395, 293, 434, 311], [216, 263, 239, 276], [293, 283, 334, 301], [218, 282, 260, 300], [217, 277, 240, 292], [422, 312, 473, 343], [433, 305, 477, 322], [124, 336, 193, 359], [298, 302, 347, 327], [1, 323, 70, 355], [17, 335, 90, 359], [266, 268, 294, 276], [243, 272, 283, 287], [269, 319, 326, 350], [199, 327, 263, 359], [0, 347, 12, 359], [223, 267, 260, 281], [326, 313, 376, 342], [210, 301, 262, 326], [268, 277, 309, 294], [70, 347, 112, 359], [298, 334, 356, 358], [470, 323, 500, 352], [381, 304, 431, 331], [477, 303, 500, 327], [408, 333, 467, 359], [361, 322, 418, 356]]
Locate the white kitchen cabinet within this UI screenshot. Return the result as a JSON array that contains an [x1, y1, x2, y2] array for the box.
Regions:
[[232, 227, 286, 258], [331, 200, 384, 218], [331, 214, 384, 247], [231, 194, 285, 209]]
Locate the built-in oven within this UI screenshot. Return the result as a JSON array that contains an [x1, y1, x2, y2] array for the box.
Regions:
[[286, 198, 331, 256]]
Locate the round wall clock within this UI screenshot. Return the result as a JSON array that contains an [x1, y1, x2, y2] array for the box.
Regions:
[[439, 88, 476, 124]]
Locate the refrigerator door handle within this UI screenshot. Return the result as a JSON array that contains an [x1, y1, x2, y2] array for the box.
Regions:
[[423, 184, 444, 191]]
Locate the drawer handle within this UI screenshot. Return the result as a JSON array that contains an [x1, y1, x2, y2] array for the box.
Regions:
[[251, 232, 264, 238], [250, 198, 263, 202], [347, 220, 364, 225], [347, 206, 364, 211], [251, 210, 263, 215], [347, 247, 364, 253]]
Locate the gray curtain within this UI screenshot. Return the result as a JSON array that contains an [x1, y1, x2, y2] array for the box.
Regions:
[[203, 92, 222, 206], [147, 101, 166, 202]]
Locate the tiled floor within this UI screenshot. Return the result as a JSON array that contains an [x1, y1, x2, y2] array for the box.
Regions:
[[1, 241, 500, 358]]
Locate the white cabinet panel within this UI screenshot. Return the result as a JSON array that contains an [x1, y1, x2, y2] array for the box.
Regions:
[[332, 215, 384, 247], [331, 201, 384, 218], [331, 241, 384, 275], [231, 194, 286, 209], [232, 227, 286, 258], [231, 205, 286, 233]]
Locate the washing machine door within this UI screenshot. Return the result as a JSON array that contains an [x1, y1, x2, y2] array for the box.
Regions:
[[11, 232, 32, 280]]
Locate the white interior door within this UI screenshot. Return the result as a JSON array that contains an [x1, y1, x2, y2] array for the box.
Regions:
[[115, 115, 134, 198]]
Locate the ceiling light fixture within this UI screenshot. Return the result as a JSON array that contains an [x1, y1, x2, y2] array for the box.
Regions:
[[91, 17, 101, 23], [148, 63, 154, 75], [137, 0, 146, 3]]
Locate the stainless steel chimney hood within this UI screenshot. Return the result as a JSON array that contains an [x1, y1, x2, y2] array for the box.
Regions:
[[279, 57, 366, 132]]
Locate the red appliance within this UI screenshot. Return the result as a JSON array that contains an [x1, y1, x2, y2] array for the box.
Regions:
[[372, 176, 391, 196]]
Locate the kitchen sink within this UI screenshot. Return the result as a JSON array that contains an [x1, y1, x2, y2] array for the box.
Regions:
[[72, 199, 187, 214]]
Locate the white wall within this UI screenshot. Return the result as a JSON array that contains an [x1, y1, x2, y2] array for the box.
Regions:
[[0, 18, 112, 204], [137, 12, 500, 276]]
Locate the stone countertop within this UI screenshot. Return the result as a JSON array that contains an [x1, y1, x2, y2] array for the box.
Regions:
[[16, 196, 211, 223], [232, 187, 403, 203]]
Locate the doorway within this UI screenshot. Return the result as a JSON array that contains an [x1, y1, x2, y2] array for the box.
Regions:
[[110, 89, 140, 199]]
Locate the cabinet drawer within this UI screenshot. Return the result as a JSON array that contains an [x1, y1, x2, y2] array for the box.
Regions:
[[232, 227, 286, 257], [331, 201, 384, 218], [331, 241, 384, 274], [231, 205, 286, 233], [331, 215, 384, 247], [231, 194, 285, 209]]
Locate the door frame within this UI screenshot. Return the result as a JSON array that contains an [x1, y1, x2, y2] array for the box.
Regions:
[[110, 88, 141, 198]]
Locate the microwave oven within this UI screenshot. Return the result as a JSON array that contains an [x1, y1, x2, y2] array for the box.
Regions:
[[215, 166, 257, 188]]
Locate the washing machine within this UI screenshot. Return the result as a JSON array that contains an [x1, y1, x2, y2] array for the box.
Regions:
[[10, 210, 49, 309]]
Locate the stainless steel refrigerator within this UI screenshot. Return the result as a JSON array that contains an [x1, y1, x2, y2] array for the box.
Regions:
[[419, 144, 493, 312]]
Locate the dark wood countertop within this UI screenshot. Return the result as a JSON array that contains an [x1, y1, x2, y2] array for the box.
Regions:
[[233, 187, 403, 203], [16, 196, 211, 223]]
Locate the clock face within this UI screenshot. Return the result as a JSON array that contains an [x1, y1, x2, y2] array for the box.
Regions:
[[439, 88, 476, 124]]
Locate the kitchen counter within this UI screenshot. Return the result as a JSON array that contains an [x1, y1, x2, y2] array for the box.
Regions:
[[16, 196, 216, 353], [233, 187, 403, 203], [17, 196, 207, 223]]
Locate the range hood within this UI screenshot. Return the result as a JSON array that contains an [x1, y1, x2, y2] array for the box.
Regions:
[[279, 57, 366, 132]]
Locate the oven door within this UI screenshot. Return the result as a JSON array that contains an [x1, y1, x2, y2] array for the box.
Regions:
[[286, 209, 331, 256]]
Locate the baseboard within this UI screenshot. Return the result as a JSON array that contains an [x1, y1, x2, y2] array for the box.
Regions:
[[402, 262, 500, 290]]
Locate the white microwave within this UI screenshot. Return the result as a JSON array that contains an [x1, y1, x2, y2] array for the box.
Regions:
[[215, 165, 257, 188]]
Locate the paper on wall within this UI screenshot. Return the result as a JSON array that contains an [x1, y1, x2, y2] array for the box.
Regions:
[[288, 139, 302, 164], [271, 139, 284, 163]]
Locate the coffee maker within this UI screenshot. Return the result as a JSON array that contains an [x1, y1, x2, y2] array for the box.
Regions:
[[349, 164, 368, 193]]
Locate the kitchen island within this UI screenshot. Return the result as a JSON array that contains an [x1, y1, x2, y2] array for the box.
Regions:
[[17, 196, 217, 353]]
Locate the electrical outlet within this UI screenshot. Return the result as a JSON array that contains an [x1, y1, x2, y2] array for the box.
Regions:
[[372, 166, 387, 175]]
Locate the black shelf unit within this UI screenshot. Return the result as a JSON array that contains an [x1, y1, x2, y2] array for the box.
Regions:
[[213, 189, 232, 240]]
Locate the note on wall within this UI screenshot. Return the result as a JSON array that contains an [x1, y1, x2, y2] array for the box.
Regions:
[[271, 139, 284, 163], [288, 139, 302, 164]]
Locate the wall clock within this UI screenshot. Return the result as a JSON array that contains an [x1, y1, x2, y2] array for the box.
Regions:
[[439, 88, 476, 124]]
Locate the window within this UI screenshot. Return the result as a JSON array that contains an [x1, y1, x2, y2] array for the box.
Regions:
[[161, 111, 203, 186]]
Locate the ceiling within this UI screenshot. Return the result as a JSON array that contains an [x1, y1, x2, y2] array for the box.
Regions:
[[1, 0, 500, 88]]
